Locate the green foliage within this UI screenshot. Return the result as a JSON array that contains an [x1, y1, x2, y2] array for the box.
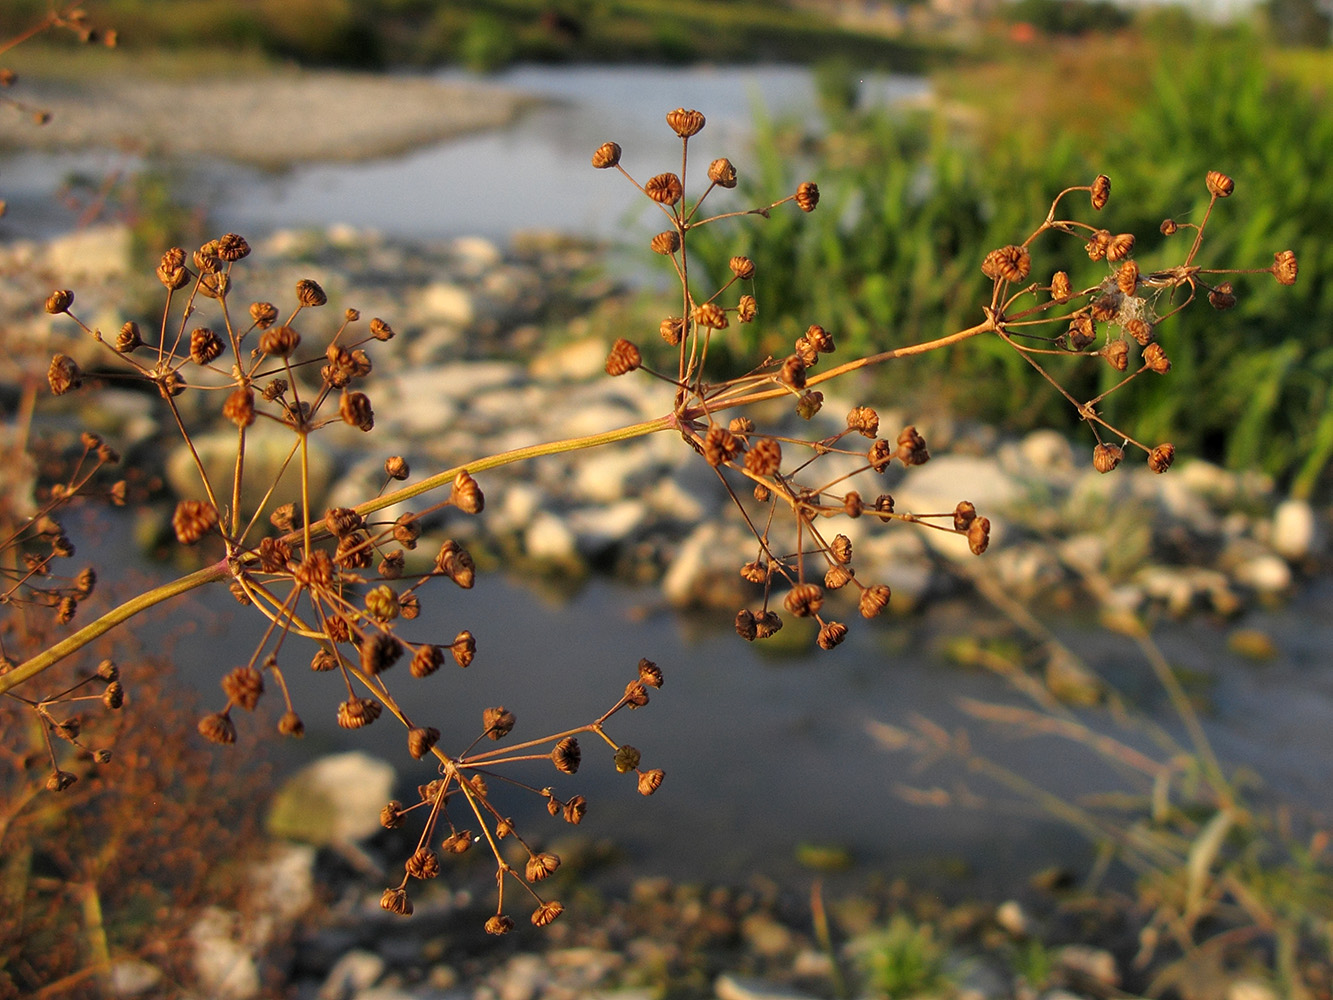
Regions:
[[692, 34, 1333, 493], [857, 912, 950, 999], [1005, 0, 1131, 35]]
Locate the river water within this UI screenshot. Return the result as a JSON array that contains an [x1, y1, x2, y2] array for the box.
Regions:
[[19, 64, 1333, 893]]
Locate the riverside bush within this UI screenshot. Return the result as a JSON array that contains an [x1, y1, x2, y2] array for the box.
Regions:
[[0, 6, 1319, 996]]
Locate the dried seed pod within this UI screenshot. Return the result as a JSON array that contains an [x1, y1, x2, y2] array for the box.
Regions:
[[259, 324, 300, 357], [817, 622, 848, 650], [754, 610, 783, 638], [1050, 271, 1072, 304], [737, 294, 757, 322], [380, 888, 412, 916], [361, 633, 403, 674], [552, 737, 581, 774], [483, 706, 516, 739], [324, 507, 363, 538], [45, 289, 74, 314], [173, 499, 218, 544], [650, 230, 680, 255], [605, 338, 642, 375], [563, 796, 587, 824], [337, 696, 382, 729], [623, 679, 650, 708], [526, 852, 561, 882], [896, 426, 930, 466], [451, 470, 484, 515], [198, 712, 237, 745], [796, 391, 823, 420], [1115, 260, 1139, 297], [666, 108, 705, 137], [1273, 250, 1298, 286], [223, 386, 255, 427], [1093, 443, 1123, 474], [1208, 281, 1237, 310], [830, 535, 852, 564], [805, 323, 835, 353], [310, 648, 338, 672], [406, 847, 440, 880], [217, 232, 250, 261], [1102, 339, 1129, 371], [638, 658, 663, 687], [859, 584, 891, 618], [843, 491, 863, 518], [278, 711, 304, 737], [222, 666, 264, 710], [451, 630, 476, 668], [385, 456, 410, 481], [1085, 229, 1111, 261], [1090, 294, 1119, 322], [953, 500, 977, 531], [703, 425, 740, 466], [784, 583, 824, 618], [981, 245, 1031, 283], [410, 644, 444, 678], [1143, 342, 1171, 373], [1125, 318, 1154, 345], [708, 157, 737, 187], [1205, 170, 1234, 198], [735, 608, 758, 641], [380, 801, 406, 829], [825, 564, 854, 590], [638, 769, 665, 795], [967, 516, 991, 555], [847, 405, 880, 438], [486, 914, 516, 935], [1106, 233, 1135, 262], [339, 390, 374, 431], [295, 278, 326, 307], [591, 141, 621, 168], [1091, 174, 1111, 210], [116, 321, 142, 352], [744, 437, 782, 476], [408, 726, 440, 759], [729, 255, 755, 279], [47, 770, 78, 792], [1148, 443, 1176, 473], [532, 901, 564, 927], [102, 681, 124, 709], [614, 745, 641, 772], [692, 301, 728, 329], [378, 551, 405, 581], [796, 181, 819, 212], [645, 173, 684, 205], [660, 316, 685, 345], [779, 354, 807, 389], [868, 439, 894, 473], [47, 354, 82, 395], [1160, 218, 1179, 235], [442, 831, 472, 854], [1066, 314, 1096, 351]]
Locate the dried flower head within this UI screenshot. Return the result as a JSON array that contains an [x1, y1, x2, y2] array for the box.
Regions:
[[173, 499, 218, 544], [605, 338, 643, 375], [651, 230, 681, 255], [1093, 443, 1124, 474], [666, 108, 706, 138], [1273, 250, 1298, 286], [451, 470, 485, 514], [729, 255, 756, 280], [646, 173, 684, 206], [483, 706, 516, 739], [1205, 170, 1235, 198], [796, 181, 820, 212], [708, 157, 738, 188], [592, 141, 621, 168], [222, 666, 264, 710], [693, 302, 728, 329], [1148, 442, 1176, 473], [45, 289, 74, 314], [295, 278, 327, 307], [552, 736, 581, 774], [1091, 174, 1111, 210], [860, 584, 892, 618], [1143, 342, 1171, 373], [784, 582, 824, 618], [981, 245, 1031, 283], [198, 712, 237, 745], [638, 769, 665, 795], [47, 354, 82, 395]]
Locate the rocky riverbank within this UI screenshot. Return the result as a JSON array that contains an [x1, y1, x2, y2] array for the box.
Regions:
[[13, 221, 1329, 627]]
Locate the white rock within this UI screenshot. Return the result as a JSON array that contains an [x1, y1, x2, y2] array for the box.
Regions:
[[524, 509, 578, 563], [251, 843, 317, 923], [167, 426, 334, 516], [319, 950, 386, 1000], [1227, 978, 1279, 1000], [661, 521, 746, 607], [417, 282, 475, 326], [1232, 553, 1292, 594], [451, 235, 503, 273], [894, 454, 1023, 515], [1017, 429, 1075, 471], [189, 908, 261, 1000], [1272, 498, 1322, 560], [714, 973, 819, 1000], [108, 959, 163, 997], [44, 223, 131, 280], [529, 336, 610, 382], [267, 752, 396, 845], [566, 500, 648, 556]]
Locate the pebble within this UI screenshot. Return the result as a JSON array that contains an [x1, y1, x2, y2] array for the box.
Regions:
[[267, 751, 397, 846], [714, 973, 821, 1000]]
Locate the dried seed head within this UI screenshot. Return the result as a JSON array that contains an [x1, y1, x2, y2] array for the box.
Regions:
[[270, 503, 300, 533], [1106, 233, 1135, 262], [385, 456, 410, 481], [784, 582, 824, 618], [97, 658, 118, 681], [737, 294, 758, 323], [817, 622, 848, 650], [1205, 170, 1234, 198], [804, 323, 835, 354], [754, 610, 784, 639], [981, 245, 1031, 283], [173, 499, 218, 544], [860, 584, 892, 618], [391, 513, 420, 550], [873, 494, 895, 513], [295, 278, 326, 307], [532, 901, 564, 927], [623, 679, 650, 708], [380, 888, 412, 917], [1050, 271, 1073, 304], [646, 173, 684, 206], [1125, 318, 1154, 346], [868, 439, 894, 473], [217, 232, 250, 261], [47, 354, 82, 395], [442, 830, 472, 854], [847, 405, 879, 438], [324, 507, 363, 538], [451, 470, 485, 515], [563, 795, 587, 824], [735, 608, 758, 641], [1143, 342, 1171, 373], [75, 567, 95, 598], [591, 141, 621, 168], [1086, 229, 1111, 261], [259, 325, 300, 357], [483, 706, 516, 739], [1148, 443, 1176, 473], [1116, 260, 1139, 297], [102, 680, 124, 710], [222, 665, 264, 710], [1208, 281, 1236, 310], [650, 230, 680, 255], [896, 425, 930, 466], [278, 711, 304, 737], [708, 157, 738, 187], [1273, 250, 1298, 286], [1091, 174, 1111, 210], [378, 553, 404, 585], [410, 644, 444, 678], [380, 801, 406, 828], [198, 712, 237, 745], [337, 696, 382, 729], [194, 242, 221, 273], [796, 181, 820, 212], [45, 288, 74, 314], [605, 338, 643, 375], [115, 321, 142, 352], [638, 769, 665, 795], [1093, 443, 1124, 474], [1066, 314, 1096, 351], [967, 516, 991, 555], [47, 770, 77, 792], [223, 386, 255, 428], [666, 107, 705, 138], [779, 354, 807, 389], [452, 630, 476, 668], [360, 632, 403, 674], [1102, 339, 1129, 371], [703, 425, 741, 466], [339, 390, 374, 431], [324, 612, 349, 642], [553, 736, 581, 774], [825, 564, 854, 589], [729, 255, 756, 279], [744, 437, 782, 476], [526, 852, 561, 882], [406, 847, 440, 880], [693, 301, 728, 329], [796, 390, 823, 420], [408, 726, 440, 759], [953, 500, 977, 531], [638, 658, 663, 687], [310, 649, 338, 674], [486, 914, 516, 935], [660, 315, 685, 345]]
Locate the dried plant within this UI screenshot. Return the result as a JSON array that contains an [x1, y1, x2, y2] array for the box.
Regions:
[[1, 90, 1299, 953]]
